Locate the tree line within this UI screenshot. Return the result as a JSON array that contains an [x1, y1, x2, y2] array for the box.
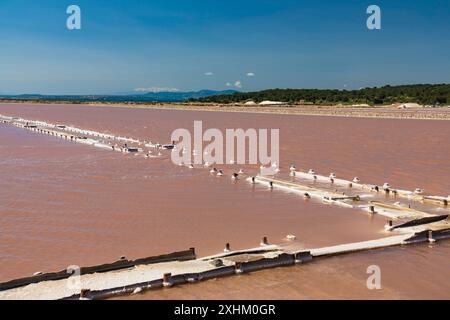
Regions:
[[192, 84, 450, 106]]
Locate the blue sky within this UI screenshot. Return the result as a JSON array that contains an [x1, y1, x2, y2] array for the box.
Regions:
[[0, 0, 449, 94]]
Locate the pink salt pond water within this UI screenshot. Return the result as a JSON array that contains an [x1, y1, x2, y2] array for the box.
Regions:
[[0, 103, 449, 299]]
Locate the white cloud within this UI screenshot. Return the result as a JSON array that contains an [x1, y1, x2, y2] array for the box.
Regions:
[[226, 81, 242, 88], [246, 72, 255, 77], [204, 72, 214, 76], [134, 87, 179, 93]]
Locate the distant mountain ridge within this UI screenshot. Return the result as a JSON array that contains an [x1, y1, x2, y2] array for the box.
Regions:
[[0, 90, 238, 103], [141, 89, 237, 101]]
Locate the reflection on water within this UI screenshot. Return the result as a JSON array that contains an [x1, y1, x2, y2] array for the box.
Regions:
[[0, 103, 449, 299]]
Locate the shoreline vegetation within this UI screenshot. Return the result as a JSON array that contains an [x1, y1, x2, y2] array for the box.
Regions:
[[193, 84, 450, 106], [1, 84, 449, 120]]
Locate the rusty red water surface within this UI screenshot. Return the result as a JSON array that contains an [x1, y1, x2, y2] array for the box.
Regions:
[[0, 103, 449, 299]]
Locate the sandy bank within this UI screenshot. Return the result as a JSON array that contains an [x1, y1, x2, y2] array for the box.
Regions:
[[1, 101, 450, 120]]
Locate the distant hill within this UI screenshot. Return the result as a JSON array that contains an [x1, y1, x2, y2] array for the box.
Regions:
[[0, 90, 238, 103], [141, 90, 237, 101], [192, 84, 450, 106]]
